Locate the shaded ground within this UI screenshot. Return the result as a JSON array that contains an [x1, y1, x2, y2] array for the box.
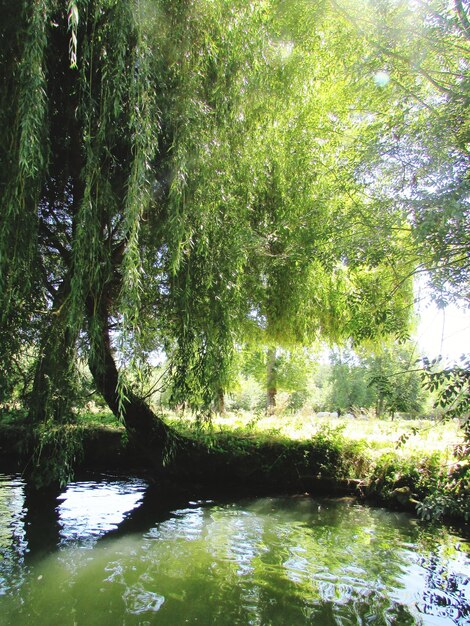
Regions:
[[0, 410, 468, 524]]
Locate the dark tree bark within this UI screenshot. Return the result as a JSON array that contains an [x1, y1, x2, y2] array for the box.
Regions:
[[28, 275, 75, 424], [86, 294, 177, 468]]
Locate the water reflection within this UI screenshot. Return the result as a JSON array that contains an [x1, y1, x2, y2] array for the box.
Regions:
[[0, 474, 27, 595], [0, 475, 468, 625], [417, 550, 470, 623], [0, 474, 147, 583], [57, 477, 146, 545], [0, 475, 26, 552]]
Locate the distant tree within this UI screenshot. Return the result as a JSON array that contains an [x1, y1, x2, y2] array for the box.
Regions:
[[365, 345, 425, 418], [328, 349, 375, 413], [240, 346, 316, 412], [327, 343, 426, 418]]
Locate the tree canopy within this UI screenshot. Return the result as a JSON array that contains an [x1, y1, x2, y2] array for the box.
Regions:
[[0, 0, 468, 474]]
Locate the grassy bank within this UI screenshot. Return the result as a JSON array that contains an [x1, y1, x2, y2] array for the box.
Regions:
[[1, 407, 468, 523], [76, 407, 468, 522], [160, 410, 469, 523]]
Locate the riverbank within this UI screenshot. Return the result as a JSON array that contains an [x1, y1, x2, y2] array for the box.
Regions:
[[165, 413, 469, 523], [0, 409, 468, 524]]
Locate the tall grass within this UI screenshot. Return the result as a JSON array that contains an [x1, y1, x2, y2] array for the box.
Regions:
[[164, 409, 464, 459], [161, 409, 468, 522]]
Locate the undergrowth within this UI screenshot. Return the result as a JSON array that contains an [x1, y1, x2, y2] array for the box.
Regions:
[[163, 410, 469, 522], [1, 406, 468, 521]]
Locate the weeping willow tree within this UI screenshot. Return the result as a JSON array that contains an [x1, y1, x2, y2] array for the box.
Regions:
[[334, 0, 470, 305], [1, 0, 267, 463], [227, 3, 418, 410], [1, 0, 464, 478]]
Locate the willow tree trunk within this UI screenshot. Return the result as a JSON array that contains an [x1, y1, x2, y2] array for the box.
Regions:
[[28, 275, 76, 424], [376, 396, 385, 419], [214, 387, 225, 414], [86, 297, 176, 468], [266, 348, 277, 413]]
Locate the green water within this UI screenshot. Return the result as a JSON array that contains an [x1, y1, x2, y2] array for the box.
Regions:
[[0, 474, 469, 625]]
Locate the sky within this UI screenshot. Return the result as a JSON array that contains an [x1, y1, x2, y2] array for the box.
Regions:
[[415, 297, 470, 363]]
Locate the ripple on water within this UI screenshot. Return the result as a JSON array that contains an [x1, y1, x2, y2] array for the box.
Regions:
[[0, 474, 28, 596], [0, 474, 26, 551], [0, 483, 469, 626], [123, 584, 165, 615]]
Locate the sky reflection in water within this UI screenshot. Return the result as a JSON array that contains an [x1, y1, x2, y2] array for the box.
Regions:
[[57, 478, 146, 545]]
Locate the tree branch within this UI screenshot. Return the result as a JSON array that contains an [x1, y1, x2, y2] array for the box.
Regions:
[[455, 0, 470, 41]]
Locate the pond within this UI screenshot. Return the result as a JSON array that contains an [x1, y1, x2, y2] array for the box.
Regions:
[[0, 473, 468, 625]]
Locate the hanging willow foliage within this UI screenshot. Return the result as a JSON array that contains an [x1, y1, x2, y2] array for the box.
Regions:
[[0, 0, 279, 425], [0, 0, 158, 423], [1, 1, 49, 312], [1, 0, 465, 479]]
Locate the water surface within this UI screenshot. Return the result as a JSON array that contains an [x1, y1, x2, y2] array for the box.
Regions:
[[0, 473, 468, 625]]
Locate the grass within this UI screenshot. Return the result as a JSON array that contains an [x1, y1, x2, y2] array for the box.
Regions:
[[163, 408, 464, 460], [73, 404, 465, 473], [2, 405, 468, 521], [4, 403, 464, 467], [76, 408, 124, 429], [160, 409, 468, 522]]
